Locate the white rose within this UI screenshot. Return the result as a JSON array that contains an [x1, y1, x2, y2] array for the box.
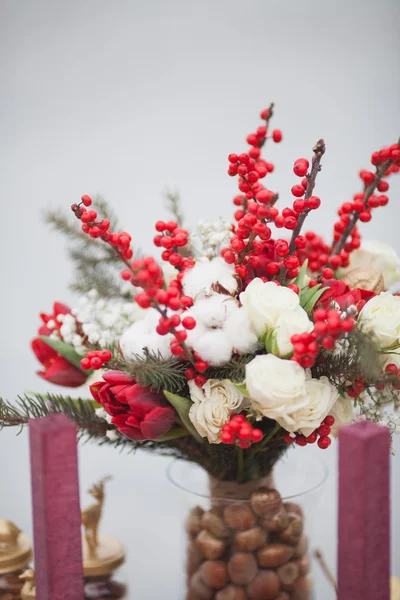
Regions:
[[240, 279, 300, 336], [346, 241, 400, 288], [274, 306, 314, 356], [188, 379, 245, 443], [119, 308, 173, 360], [245, 355, 309, 420], [358, 291, 400, 348], [329, 395, 354, 437], [276, 376, 339, 437]]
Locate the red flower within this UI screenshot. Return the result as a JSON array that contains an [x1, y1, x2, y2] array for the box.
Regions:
[[319, 279, 375, 311], [90, 371, 176, 441], [31, 338, 87, 387]]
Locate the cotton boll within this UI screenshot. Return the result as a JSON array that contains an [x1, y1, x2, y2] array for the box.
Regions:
[[190, 295, 236, 328], [192, 329, 234, 365], [120, 308, 173, 360], [182, 257, 237, 299], [224, 307, 259, 354]]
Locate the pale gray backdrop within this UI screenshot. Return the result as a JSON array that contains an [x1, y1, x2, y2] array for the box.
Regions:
[[0, 1, 399, 598]]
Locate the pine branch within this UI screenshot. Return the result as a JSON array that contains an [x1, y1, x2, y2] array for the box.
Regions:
[[165, 190, 185, 227], [108, 352, 189, 393], [207, 355, 254, 383]]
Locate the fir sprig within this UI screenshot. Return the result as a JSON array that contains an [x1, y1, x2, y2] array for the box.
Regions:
[[207, 355, 255, 383]]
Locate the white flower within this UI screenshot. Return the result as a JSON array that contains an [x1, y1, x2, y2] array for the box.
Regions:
[[188, 379, 245, 443], [119, 308, 173, 360], [106, 429, 120, 441], [240, 279, 313, 356], [245, 355, 309, 421], [346, 241, 400, 288], [274, 307, 314, 356], [329, 395, 355, 437], [162, 263, 179, 287], [276, 376, 339, 437], [182, 257, 237, 299], [358, 291, 400, 348], [184, 295, 258, 365]]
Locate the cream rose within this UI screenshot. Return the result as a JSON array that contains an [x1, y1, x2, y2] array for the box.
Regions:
[[346, 241, 400, 288], [329, 395, 355, 437], [240, 279, 300, 335], [358, 291, 400, 348], [245, 355, 309, 420], [188, 379, 245, 444], [274, 306, 314, 356], [276, 376, 339, 437]]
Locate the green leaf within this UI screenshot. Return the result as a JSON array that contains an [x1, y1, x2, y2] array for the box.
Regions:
[[303, 286, 329, 313], [294, 259, 309, 290], [163, 390, 204, 444], [72, 398, 102, 410], [300, 283, 321, 308], [39, 336, 90, 373], [155, 426, 190, 442], [234, 382, 250, 396], [264, 328, 279, 356]]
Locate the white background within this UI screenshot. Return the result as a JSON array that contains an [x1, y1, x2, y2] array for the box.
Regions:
[[0, 1, 399, 598]]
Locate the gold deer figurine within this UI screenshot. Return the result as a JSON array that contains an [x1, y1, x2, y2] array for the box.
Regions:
[[20, 569, 36, 599], [81, 476, 112, 554], [0, 519, 21, 551]]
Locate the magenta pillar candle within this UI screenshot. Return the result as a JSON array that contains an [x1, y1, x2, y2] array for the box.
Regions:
[[338, 421, 390, 600], [29, 414, 85, 600]]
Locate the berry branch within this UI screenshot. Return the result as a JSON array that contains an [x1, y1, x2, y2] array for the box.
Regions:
[[331, 139, 399, 256], [277, 139, 326, 283]]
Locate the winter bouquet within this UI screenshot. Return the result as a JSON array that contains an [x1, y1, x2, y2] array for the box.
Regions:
[[1, 104, 400, 599]]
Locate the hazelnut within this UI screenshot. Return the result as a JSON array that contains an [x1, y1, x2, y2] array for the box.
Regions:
[[279, 515, 303, 545], [277, 561, 300, 586], [202, 509, 230, 539], [292, 574, 313, 600], [297, 555, 311, 576], [224, 504, 257, 531], [216, 585, 248, 600], [188, 541, 204, 577], [228, 552, 258, 585], [234, 527, 267, 552], [257, 544, 294, 568], [189, 570, 214, 600], [261, 508, 289, 532], [200, 561, 229, 589], [247, 570, 281, 599], [293, 535, 308, 558], [187, 506, 205, 537], [251, 488, 281, 517], [196, 530, 226, 560]]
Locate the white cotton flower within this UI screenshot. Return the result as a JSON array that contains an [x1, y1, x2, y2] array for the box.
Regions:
[[188, 379, 245, 443], [182, 257, 237, 299], [240, 279, 313, 356], [345, 241, 400, 288], [119, 308, 173, 360], [358, 291, 400, 349], [162, 263, 179, 287], [245, 354, 308, 421], [276, 376, 339, 437], [184, 295, 258, 365], [106, 429, 120, 441], [329, 395, 355, 437]]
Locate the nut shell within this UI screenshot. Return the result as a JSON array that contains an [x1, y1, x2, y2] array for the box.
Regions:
[[277, 561, 300, 586], [187, 507, 205, 537], [216, 585, 248, 600], [342, 267, 385, 293], [293, 536, 308, 559], [234, 527, 267, 552], [202, 510, 230, 539], [196, 530, 226, 560], [280, 515, 303, 545], [224, 505, 257, 531], [189, 570, 214, 600], [247, 570, 280, 599], [228, 552, 258, 585], [251, 489, 281, 517], [261, 508, 289, 532], [188, 541, 204, 577], [257, 544, 294, 568], [292, 574, 313, 600], [200, 561, 229, 589]]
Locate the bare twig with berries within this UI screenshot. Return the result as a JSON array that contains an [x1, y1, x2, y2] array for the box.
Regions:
[[277, 139, 326, 283], [331, 138, 400, 256]]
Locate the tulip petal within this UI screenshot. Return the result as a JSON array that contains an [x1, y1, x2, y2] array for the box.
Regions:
[[53, 302, 71, 316], [140, 406, 176, 440], [38, 356, 87, 387], [31, 338, 57, 365], [102, 370, 135, 385]]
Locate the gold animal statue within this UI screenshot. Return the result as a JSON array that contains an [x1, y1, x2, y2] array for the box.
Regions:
[[20, 569, 36, 599], [0, 519, 21, 551], [81, 476, 112, 554]]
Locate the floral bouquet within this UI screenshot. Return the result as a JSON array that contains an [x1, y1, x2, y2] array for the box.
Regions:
[[1, 105, 400, 599]]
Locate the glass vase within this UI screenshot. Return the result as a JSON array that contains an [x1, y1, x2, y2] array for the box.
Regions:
[[167, 449, 328, 600]]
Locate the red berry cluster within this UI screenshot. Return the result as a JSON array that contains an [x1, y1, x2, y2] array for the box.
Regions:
[[291, 308, 355, 368], [153, 220, 190, 268], [283, 415, 335, 450], [72, 195, 133, 261], [81, 349, 112, 371], [220, 415, 263, 448]]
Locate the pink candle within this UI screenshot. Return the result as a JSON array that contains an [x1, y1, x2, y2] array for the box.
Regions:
[[29, 414, 85, 600], [338, 421, 390, 600]]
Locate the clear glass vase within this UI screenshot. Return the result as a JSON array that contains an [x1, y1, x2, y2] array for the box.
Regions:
[[167, 449, 328, 600]]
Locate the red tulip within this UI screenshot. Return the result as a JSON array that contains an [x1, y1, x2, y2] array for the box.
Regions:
[[31, 338, 87, 388], [90, 371, 176, 441], [319, 279, 375, 312]]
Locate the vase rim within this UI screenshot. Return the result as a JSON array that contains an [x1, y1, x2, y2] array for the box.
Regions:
[[166, 452, 329, 503]]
